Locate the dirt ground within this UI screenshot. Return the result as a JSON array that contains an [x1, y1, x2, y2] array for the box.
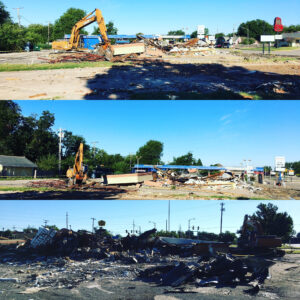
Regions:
[[0, 254, 299, 300], [0, 179, 299, 200], [0, 50, 299, 100]]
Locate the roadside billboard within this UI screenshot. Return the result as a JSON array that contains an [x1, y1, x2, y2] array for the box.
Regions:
[[275, 156, 286, 172]]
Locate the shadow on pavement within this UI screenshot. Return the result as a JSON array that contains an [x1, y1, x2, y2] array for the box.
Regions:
[[84, 59, 300, 100], [0, 189, 126, 200]]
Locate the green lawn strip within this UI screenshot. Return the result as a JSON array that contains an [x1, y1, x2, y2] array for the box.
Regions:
[[0, 61, 128, 72], [283, 249, 300, 254], [239, 47, 298, 52]]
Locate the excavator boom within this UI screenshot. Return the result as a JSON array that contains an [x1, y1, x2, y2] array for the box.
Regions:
[[66, 143, 87, 185], [52, 8, 145, 60], [52, 9, 110, 51]]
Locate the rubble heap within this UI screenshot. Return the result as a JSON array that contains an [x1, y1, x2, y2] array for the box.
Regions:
[[0, 228, 279, 294], [139, 253, 273, 294]]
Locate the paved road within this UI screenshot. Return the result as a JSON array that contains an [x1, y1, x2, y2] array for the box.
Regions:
[[0, 179, 58, 187]]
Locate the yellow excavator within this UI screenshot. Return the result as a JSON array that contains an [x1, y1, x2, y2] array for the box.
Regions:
[[52, 9, 144, 60], [66, 143, 88, 185]]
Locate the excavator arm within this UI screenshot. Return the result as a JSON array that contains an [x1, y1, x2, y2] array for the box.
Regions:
[[66, 143, 87, 185], [52, 8, 145, 60], [53, 9, 110, 51]]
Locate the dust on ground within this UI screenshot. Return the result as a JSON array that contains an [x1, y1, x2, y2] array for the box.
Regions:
[[0, 50, 299, 100]]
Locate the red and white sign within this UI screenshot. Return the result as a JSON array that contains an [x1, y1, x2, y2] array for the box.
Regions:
[[274, 17, 284, 32]]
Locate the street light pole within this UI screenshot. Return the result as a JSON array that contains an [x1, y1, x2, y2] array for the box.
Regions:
[[188, 218, 195, 238]]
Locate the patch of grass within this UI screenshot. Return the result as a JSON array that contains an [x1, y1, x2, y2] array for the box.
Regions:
[[283, 249, 300, 254], [240, 46, 298, 52], [0, 61, 126, 72], [281, 245, 300, 250], [239, 92, 263, 100]]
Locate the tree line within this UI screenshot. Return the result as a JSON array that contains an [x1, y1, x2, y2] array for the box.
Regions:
[[0, 101, 203, 176]]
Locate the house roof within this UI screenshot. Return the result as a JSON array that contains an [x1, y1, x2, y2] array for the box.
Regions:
[[0, 155, 37, 168]]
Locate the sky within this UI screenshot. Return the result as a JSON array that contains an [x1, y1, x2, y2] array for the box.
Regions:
[[0, 200, 299, 235], [15, 100, 300, 168], [3, 0, 300, 35]]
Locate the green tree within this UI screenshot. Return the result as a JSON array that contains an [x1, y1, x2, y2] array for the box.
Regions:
[[24, 111, 58, 162], [92, 21, 118, 35], [237, 19, 274, 41], [171, 152, 202, 166], [215, 33, 225, 38], [0, 23, 27, 51], [283, 25, 300, 33], [0, 1, 10, 25], [286, 161, 300, 175], [263, 166, 272, 175], [168, 30, 185, 36], [37, 154, 58, 172], [136, 140, 163, 165], [251, 203, 294, 242], [112, 161, 130, 174], [62, 131, 89, 158], [0, 101, 22, 154], [25, 24, 53, 44], [53, 8, 87, 40], [46, 225, 59, 231], [219, 231, 237, 243]]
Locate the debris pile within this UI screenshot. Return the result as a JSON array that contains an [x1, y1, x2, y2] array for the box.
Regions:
[[144, 170, 262, 192], [139, 253, 273, 294], [256, 81, 300, 95], [0, 229, 281, 294], [26, 180, 127, 193], [27, 180, 67, 189], [39, 53, 106, 63]]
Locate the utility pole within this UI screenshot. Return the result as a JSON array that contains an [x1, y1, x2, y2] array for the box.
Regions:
[[220, 203, 225, 234], [91, 218, 96, 233], [57, 129, 64, 176], [166, 220, 168, 232], [139, 226, 141, 235], [66, 212, 68, 229], [43, 220, 49, 227], [132, 220, 135, 233], [48, 22, 50, 44], [13, 7, 24, 27], [168, 200, 171, 232], [91, 141, 99, 158], [136, 156, 142, 172]]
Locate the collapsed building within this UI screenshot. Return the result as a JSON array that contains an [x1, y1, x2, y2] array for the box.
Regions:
[[0, 225, 284, 294]]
